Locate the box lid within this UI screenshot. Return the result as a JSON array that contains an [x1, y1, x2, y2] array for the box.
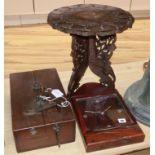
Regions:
[[10, 69, 74, 131]]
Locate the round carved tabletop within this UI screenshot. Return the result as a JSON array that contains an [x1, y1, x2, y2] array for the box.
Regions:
[[48, 4, 134, 36]]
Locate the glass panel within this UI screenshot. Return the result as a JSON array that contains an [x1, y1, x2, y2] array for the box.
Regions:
[[76, 93, 134, 132]]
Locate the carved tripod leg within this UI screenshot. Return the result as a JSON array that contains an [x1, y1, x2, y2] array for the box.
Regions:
[[67, 35, 89, 98], [88, 34, 117, 89]]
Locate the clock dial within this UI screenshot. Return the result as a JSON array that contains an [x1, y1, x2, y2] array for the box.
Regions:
[[76, 93, 134, 132]]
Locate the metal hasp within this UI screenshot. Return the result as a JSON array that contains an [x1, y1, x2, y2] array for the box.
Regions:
[[24, 82, 65, 116], [47, 4, 134, 98], [124, 62, 150, 126]]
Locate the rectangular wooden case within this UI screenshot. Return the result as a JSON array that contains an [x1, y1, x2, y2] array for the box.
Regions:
[[71, 83, 145, 152], [10, 69, 75, 152]]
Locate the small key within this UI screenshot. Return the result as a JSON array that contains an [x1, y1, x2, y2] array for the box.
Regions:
[[53, 123, 61, 148]]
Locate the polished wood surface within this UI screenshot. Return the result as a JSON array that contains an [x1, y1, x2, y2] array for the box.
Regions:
[[4, 19, 149, 155], [4, 19, 149, 78], [10, 69, 75, 152], [71, 83, 145, 152], [47, 4, 134, 36], [5, 61, 150, 155]]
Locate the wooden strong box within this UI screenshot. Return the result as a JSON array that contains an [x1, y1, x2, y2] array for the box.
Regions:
[[10, 69, 75, 152]]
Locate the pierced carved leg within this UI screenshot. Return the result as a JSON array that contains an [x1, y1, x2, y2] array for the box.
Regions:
[[67, 35, 89, 98], [89, 34, 117, 89]]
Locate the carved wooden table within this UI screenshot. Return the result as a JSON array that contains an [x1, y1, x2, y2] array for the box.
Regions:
[[48, 4, 134, 98], [47, 5, 145, 152]]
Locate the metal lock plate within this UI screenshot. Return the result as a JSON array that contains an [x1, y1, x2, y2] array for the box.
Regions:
[[30, 127, 37, 136]]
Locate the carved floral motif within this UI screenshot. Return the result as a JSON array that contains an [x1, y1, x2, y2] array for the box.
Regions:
[[67, 34, 117, 98], [67, 35, 89, 98]]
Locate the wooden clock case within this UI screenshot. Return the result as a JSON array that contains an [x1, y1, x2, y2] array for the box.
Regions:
[[71, 82, 145, 152]]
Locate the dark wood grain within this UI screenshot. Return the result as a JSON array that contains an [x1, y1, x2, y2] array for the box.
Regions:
[[48, 4, 135, 100], [71, 83, 145, 152], [34, 69, 74, 123], [10, 71, 45, 130], [10, 69, 75, 152], [48, 4, 134, 37], [67, 34, 117, 98], [67, 35, 89, 98]]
